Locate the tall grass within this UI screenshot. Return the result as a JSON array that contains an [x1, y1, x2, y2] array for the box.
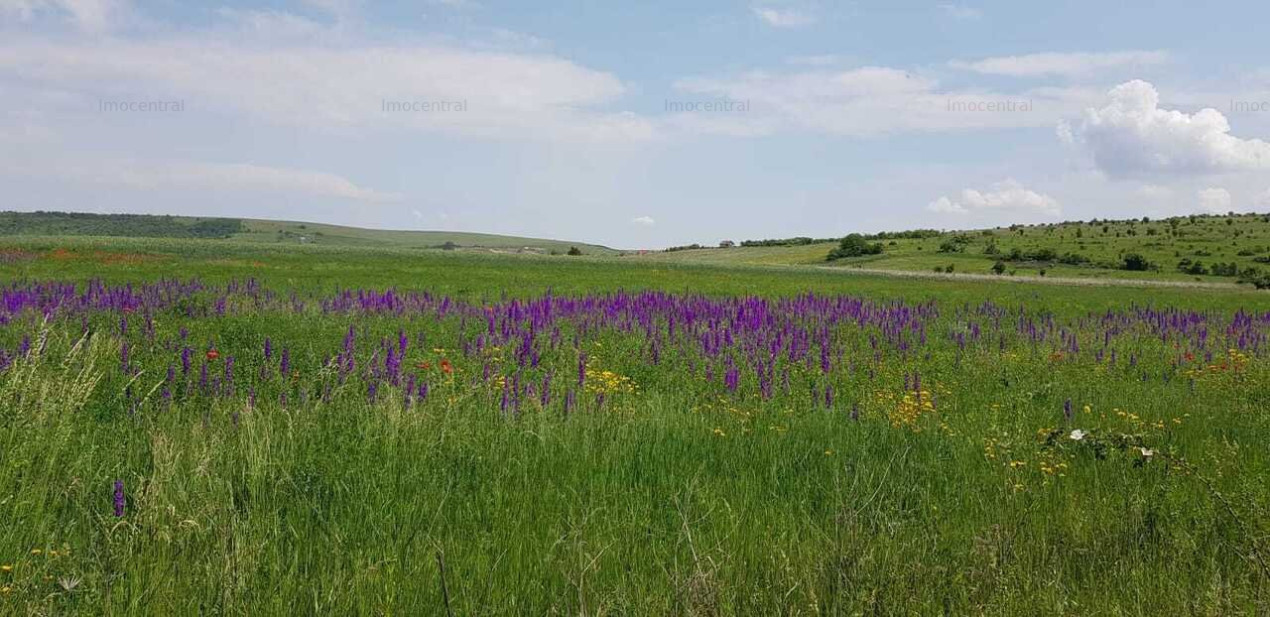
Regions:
[[1, 313, 1268, 614]]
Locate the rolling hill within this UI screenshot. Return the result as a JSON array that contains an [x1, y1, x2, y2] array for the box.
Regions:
[[629, 213, 1270, 287], [0, 211, 618, 256]]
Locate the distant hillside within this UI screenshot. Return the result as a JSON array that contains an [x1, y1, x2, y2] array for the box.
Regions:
[[0, 211, 243, 239], [232, 219, 617, 255], [0, 211, 617, 256], [635, 213, 1270, 287]]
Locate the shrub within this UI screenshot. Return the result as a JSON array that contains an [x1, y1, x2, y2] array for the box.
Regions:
[[827, 234, 884, 261], [937, 236, 971, 254], [1122, 253, 1152, 271]]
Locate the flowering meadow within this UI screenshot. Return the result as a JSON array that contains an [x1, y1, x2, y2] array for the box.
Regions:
[[1, 247, 1269, 614]]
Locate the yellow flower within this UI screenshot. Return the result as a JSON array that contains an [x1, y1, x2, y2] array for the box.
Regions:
[[824, 449, 835, 456], [1, 564, 12, 573], [30, 549, 41, 555]]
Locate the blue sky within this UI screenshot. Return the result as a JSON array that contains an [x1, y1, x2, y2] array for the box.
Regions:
[[2, 0, 1270, 248]]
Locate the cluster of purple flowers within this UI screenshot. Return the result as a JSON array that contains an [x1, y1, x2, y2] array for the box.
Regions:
[[0, 280, 1266, 418]]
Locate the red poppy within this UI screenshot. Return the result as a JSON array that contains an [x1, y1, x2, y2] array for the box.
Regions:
[[439, 358, 453, 374], [206, 350, 220, 360]]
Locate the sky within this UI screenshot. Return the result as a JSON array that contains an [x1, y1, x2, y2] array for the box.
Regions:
[[2, 0, 1270, 249]]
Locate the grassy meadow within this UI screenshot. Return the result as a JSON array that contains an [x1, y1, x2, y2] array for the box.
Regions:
[[634, 213, 1270, 285], [0, 236, 1269, 615], [0, 212, 618, 256]]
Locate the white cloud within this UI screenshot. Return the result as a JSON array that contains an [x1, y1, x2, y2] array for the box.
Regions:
[[752, 7, 815, 28], [1258, 189, 1270, 209], [937, 4, 982, 20], [1, 157, 400, 203], [927, 179, 1061, 217], [670, 67, 1100, 137], [631, 215, 655, 226], [1197, 187, 1232, 214], [1060, 80, 1270, 177], [1136, 184, 1173, 201], [0, 0, 126, 32], [950, 51, 1167, 78], [0, 34, 653, 143]]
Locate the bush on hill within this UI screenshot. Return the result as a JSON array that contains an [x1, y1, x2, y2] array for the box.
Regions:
[[827, 234, 884, 261]]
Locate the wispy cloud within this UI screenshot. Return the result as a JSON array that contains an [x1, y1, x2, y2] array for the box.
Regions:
[[669, 66, 1101, 137], [928, 179, 1061, 217], [0, 32, 654, 143], [0, 157, 401, 203], [0, 0, 129, 32], [937, 4, 982, 20], [631, 215, 655, 226], [950, 50, 1168, 77], [752, 6, 815, 28]]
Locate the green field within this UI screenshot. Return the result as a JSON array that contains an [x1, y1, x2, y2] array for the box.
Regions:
[[1, 235, 1269, 614], [635, 213, 1270, 286], [0, 211, 618, 256]]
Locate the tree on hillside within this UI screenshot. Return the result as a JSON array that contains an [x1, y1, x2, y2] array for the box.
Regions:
[[827, 234, 883, 261], [1122, 253, 1152, 271]]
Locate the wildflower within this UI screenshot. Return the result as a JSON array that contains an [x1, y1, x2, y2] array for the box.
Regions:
[[1139, 447, 1155, 458], [1, 564, 11, 573], [113, 479, 125, 517], [439, 358, 453, 375], [1069, 429, 1085, 441], [29, 549, 40, 555], [206, 349, 220, 361]]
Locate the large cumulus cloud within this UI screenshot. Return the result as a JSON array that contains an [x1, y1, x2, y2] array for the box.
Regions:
[[1059, 80, 1270, 177]]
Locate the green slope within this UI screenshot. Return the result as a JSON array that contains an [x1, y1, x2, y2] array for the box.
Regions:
[[233, 219, 618, 255], [630, 213, 1270, 285], [0, 211, 617, 256]]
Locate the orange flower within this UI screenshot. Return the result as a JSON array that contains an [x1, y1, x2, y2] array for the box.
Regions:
[[416, 361, 432, 371], [206, 350, 220, 361], [440, 358, 453, 374]]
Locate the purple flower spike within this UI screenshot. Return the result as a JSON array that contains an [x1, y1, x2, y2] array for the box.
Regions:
[[113, 479, 126, 517]]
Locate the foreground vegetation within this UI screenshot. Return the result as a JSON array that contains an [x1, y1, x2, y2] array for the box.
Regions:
[[0, 237, 1268, 614]]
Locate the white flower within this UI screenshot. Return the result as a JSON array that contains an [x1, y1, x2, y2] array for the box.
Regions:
[[1069, 429, 1086, 441], [1139, 447, 1154, 457]]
